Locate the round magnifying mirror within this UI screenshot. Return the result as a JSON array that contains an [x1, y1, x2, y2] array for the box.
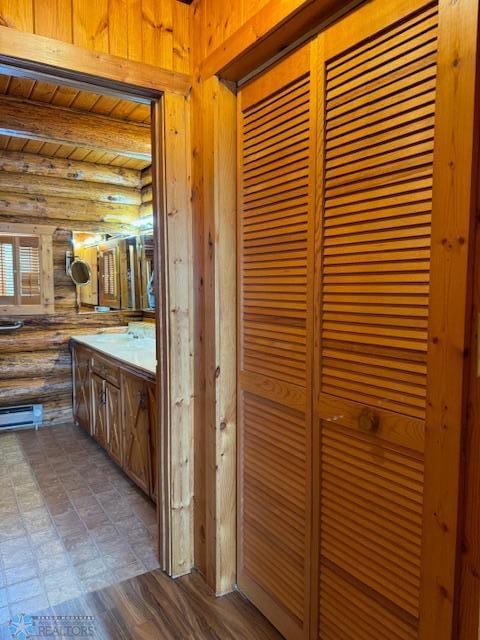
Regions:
[[69, 259, 91, 286]]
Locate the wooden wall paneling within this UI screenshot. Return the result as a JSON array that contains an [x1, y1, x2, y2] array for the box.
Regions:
[[421, 0, 480, 637], [161, 91, 194, 577], [143, 0, 174, 70], [173, 1, 192, 74], [33, 0, 73, 42], [0, 0, 33, 30], [71, 0, 109, 53], [125, 0, 144, 65], [0, 0, 192, 74], [198, 0, 363, 82], [195, 0, 269, 62], [106, 0, 129, 60], [126, 0, 191, 74], [202, 75, 237, 595]]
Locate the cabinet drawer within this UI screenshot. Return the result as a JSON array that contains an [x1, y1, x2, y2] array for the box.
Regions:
[[91, 353, 120, 386]]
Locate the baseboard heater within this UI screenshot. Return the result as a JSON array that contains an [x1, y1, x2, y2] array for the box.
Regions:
[[0, 404, 43, 431]]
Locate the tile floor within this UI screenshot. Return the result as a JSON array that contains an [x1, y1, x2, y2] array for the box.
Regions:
[[0, 423, 158, 625]]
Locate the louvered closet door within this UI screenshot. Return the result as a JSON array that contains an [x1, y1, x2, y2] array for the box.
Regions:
[[314, 1, 439, 638], [237, 44, 315, 640]]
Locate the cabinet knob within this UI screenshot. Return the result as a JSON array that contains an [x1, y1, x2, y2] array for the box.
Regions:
[[358, 407, 380, 433]]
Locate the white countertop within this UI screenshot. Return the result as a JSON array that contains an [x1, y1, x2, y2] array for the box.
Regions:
[[71, 331, 156, 375]]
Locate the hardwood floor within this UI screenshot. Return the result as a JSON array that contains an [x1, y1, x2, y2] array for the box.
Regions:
[[0, 568, 283, 639]]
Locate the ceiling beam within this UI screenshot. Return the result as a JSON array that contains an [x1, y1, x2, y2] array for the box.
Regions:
[[0, 95, 152, 160]]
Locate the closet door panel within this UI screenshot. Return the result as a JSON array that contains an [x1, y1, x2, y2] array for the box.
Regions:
[[238, 44, 315, 640], [315, 1, 438, 638]]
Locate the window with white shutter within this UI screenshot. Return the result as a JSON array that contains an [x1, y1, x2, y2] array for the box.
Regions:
[[0, 224, 54, 315]]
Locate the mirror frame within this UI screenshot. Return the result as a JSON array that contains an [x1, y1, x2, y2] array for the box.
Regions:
[[69, 257, 92, 286]]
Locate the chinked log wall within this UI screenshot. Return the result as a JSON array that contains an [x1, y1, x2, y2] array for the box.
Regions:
[[0, 149, 144, 426], [140, 166, 153, 216]]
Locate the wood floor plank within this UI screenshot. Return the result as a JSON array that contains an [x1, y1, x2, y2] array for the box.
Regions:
[[0, 569, 282, 640]]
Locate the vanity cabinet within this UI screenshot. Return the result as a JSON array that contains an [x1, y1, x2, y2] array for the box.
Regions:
[[72, 344, 91, 432], [122, 371, 154, 495], [91, 373, 108, 448], [72, 341, 157, 500], [106, 382, 123, 467]]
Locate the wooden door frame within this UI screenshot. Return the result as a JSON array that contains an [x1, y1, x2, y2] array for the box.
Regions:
[[0, 27, 194, 578], [420, 1, 480, 637], [194, 76, 238, 595], [458, 88, 480, 640]]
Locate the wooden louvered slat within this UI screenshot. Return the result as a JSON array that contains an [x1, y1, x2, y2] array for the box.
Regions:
[[244, 150, 309, 184], [241, 62, 310, 385], [326, 33, 437, 102], [242, 391, 307, 623], [243, 77, 310, 119], [316, 3, 439, 639], [326, 128, 434, 171], [328, 6, 437, 81], [244, 104, 311, 145], [321, 425, 424, 617], [244, 131, 310, 168], [320, 3, 436, 420], [238, 44, 313, 640], [319, 565, 417, 640]]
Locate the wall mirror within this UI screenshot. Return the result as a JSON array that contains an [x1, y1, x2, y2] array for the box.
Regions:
[[69, 259, 91, 286], [72, 231, 155, 313]]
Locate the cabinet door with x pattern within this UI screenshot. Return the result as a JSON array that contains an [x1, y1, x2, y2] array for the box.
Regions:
[[122, 371, 152, 496]]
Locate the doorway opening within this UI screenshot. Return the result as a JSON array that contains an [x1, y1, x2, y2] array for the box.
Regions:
[[0, 64, 168, 618]]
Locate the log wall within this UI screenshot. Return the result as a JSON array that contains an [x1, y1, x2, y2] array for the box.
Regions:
[[0, 150, 143, 426], [140, 166, 153, 216]]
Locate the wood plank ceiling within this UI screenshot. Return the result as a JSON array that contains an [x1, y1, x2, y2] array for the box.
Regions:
[[0, 74, 151, 170]]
